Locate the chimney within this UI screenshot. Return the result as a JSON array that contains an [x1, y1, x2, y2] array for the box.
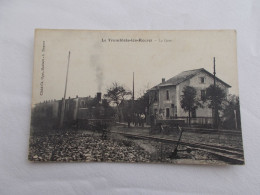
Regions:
[[162, 78, 165, 83], [97, 92, 102, 103]]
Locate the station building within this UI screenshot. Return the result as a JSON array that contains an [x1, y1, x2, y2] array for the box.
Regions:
[[147, 68, 231, 125]]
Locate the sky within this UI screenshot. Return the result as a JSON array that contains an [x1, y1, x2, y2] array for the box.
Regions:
[[32, 30, 239, 105]]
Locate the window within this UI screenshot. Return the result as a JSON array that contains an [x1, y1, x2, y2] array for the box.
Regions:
[[200, 77, 205, 83], [201, 90, 206, 101], [166, 90, 169, 100], [166, 108, 170, 118], [154, 92, 158, 102]]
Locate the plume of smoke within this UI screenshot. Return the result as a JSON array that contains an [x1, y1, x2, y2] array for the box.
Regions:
[[90, 55, 103, 92]]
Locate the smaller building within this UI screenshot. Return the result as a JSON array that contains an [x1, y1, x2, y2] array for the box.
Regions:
[[31, 97, 80, 131], [147, 68, 231, 125]]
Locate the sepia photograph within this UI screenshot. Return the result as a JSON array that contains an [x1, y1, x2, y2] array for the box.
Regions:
[[28, 29, 244, 165]]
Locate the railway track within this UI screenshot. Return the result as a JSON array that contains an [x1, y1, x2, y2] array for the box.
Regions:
[[110, 130, 244, 164], [116, 122, 242, 135], [182, 127, 242, 135]]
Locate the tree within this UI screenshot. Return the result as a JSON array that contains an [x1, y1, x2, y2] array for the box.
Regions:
[[134, 93, 149, 114], [205, 85, 227, 128], [104, 82, 131, 122], [222, 95, 241, 130], [134, 83, 155, 115], [180, 86, 202, 126]]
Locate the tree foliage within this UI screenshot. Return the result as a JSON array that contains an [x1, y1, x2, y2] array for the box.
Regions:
[[180, 86, 202, 125], [222, 95, 241, 129], [205, 84, 227, 128], [134, 93, 149, 114], [181, 86, 202, 112], [205, 85, 227, 110], [104, 82, 132, 106], [104, 82, 131, 121]]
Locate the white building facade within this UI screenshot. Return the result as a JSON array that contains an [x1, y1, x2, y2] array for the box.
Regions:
[[148, 68, 231, 124]]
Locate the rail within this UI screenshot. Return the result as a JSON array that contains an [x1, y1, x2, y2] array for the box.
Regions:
[[110, 130, 244, 164]]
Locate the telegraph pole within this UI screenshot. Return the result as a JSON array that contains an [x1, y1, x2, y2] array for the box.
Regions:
[[213, 57, 216, 87], [133, 72, 135, 102], [213, 57, 218, 129], [132, 72, 135, 119], [59, 51, 71, 129]]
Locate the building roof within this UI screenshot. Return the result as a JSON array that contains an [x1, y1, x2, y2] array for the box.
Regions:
[[148, 68, 231, 91]]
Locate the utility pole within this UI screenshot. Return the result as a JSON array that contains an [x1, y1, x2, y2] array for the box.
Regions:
[[132, 72, 135, 118], [213, 57, 216, 87], [59, 51, 71, 129], [133, 72, 135, 102], [213, 57, 218, 129]]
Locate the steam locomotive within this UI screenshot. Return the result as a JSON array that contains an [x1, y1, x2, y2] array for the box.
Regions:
[[31, 92, 115, 135]]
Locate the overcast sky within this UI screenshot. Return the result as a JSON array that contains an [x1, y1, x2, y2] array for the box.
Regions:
[[32, 30, 239, 105]]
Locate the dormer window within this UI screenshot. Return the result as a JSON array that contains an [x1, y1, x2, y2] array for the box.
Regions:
[[200, 77, 205, 83]]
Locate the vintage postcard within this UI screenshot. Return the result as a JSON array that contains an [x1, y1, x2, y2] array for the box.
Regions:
[[29, 29, 244, 165]]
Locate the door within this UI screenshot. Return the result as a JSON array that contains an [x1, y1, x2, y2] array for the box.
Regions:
[[166, 108, 170, 118]]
